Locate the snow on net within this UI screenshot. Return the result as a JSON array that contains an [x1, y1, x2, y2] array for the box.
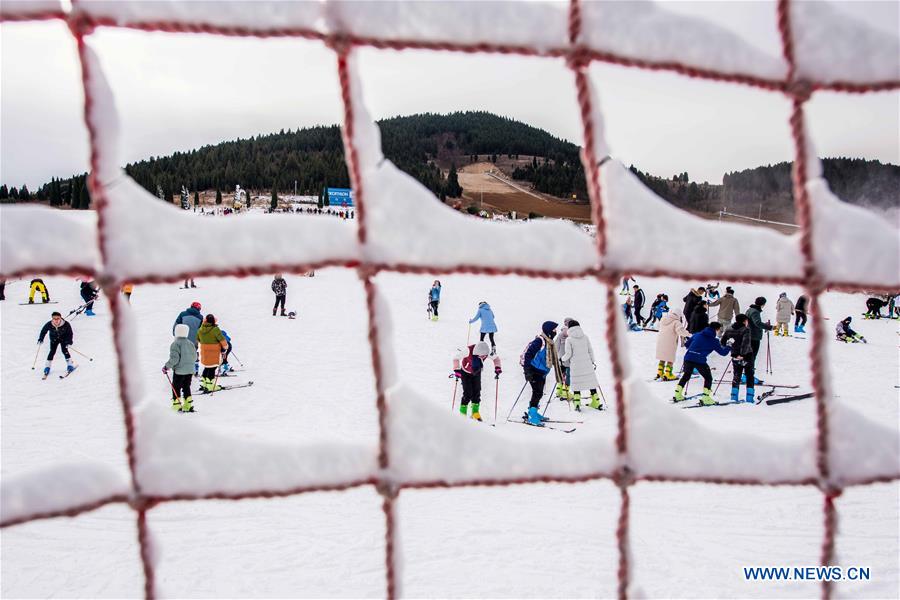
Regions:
[[1, 1, 898, 599]]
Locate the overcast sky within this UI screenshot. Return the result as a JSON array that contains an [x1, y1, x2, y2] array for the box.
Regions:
[[1, 1, 897, 190]]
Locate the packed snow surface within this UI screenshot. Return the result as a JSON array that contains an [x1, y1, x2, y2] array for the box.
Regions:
[[2, 272, 897, 598]]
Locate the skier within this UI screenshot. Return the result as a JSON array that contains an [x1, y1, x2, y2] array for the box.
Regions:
[[520, 321, 558, 426], [655, 308, 689, 380], [836, 317, 866, 343], [682, 287, 705, 326], [774, 292, 794, 336], [121, 283, 134, 304], [721, 314, 756, 403], [28, 277, 50, 303], [196, 314, 229, 392], [794, 294, 808, 333], [645, 294, 669, 329], [183, 278, 197, 289], [673, 322, 730, 406], [619, 275, 635, 295], [559, 320, 602, 411], [864, 296, 886, 320], [79, 279, 99, 316], [451, 340, 502, 421], [688, 302, 709, 334], [37, 311, 75, 377], [708, 286, 740, 328], [428, 280, 441, 321], [554, 317, 575, 401], [219, 329, 234, 374], [746, 297, 773, 373], [469, 301, 498, 355], [632, 284, 646, 326], [705, 283, 721, 302], [163, 324, 195, 412], [622, 296, 641, 331], [272, 274, 287, 316]]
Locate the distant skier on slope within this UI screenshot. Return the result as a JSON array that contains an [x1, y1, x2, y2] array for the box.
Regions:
[[836, 317, 866, 343], [451, 340, 501, 421], [28, 277, 50, 303], [197, 314, 229, 392], [272, 274, 287, 316], [645, 293, 669, 329], [632, 284, 646, 326], [864, 296, 886, 320], [163, 324, 196, 412], [428, 280, 441, 321], [655, 308, 690, 380], [794, 294, 808, 333], [708, 286, 740, 329], [79, 279, 99, 316], [720, 314, 756, 404], [559, 320, 602, 411], [673, 322, 730, 406], [469, 301, 498, 355], [37, 311, 75, 378], [520, 321, 558, 426], [774, 292, 795, 336], [619, 275, 635, 295]]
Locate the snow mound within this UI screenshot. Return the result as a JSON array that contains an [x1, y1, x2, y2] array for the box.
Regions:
[[0, 206, 100, 276]]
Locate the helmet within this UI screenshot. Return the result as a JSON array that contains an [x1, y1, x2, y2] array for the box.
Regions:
[[473, 341, 490, 356], [191, 301, 201, 310]]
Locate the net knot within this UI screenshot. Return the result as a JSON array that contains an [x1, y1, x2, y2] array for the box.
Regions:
[[614, 465, 635, 489], [566, 46, 591, 71], [375, 478, 399, 500], [787, 79, 813, 102], [326, 34, 353, 56], [128, 496, 158, 512], [67, 11, 96, 38]]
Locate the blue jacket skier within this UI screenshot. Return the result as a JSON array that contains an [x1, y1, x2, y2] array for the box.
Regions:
[[428, 280, 441, 321], [173, 302, 203, 348], [673, 323, 729, 406], [520, 321, 558, 426], [469, 301, 498, 354]]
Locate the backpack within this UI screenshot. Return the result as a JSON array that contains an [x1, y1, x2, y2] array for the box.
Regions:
[[520, 338, 550, 373]]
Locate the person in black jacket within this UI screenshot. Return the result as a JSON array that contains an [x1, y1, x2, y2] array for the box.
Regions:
[[721, 314, 756, 404], [682, 287, 704, 325], [794, 295, 808, 333], [688, 302, 709, 334], [632, 285, 646, 325], [864, 297, 886, 320], [80, 279, 99, 316], [38, 311, 75, 377], [271, 274, 287, 316]]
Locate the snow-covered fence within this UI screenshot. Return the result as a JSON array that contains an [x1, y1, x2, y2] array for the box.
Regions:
[[1, 1, 898, 599]]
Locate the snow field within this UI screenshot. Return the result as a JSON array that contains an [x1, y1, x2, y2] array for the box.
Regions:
[[1, 272, 898, 598]]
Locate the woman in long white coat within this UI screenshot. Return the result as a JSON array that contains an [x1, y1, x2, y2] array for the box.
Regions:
[[560, 320, 603, 411], [655, 309, 690, 380]]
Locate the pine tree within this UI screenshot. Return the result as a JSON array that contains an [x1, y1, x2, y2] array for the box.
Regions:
[[194, 190, 199, 209], [0, 184, 7, 199], [49, 180, 60, 206], [446, 163, 462, 198], [79, 182, 90, 209], [270, 185, 278, 212], [317, 187, 324, 209], [215, 187, 222, 205], [10, 187, 19, 199], [19, 184, 30, 201]]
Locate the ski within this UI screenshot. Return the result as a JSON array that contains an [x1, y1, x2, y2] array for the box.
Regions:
[[19, 301, 58, 305], [520, 413, 583, 424], [199, 380, 254, 395], [682, 401, 742, 409], [58, 367, 77, 379], [766, 393, 814, 406], [41, 373, 49, 380], [642, 328, 659, 333], [510, 420, 576, 433], [757, 383, 799, 389]]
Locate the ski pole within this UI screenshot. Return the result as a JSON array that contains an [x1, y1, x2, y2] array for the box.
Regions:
[[210, 355, 224, 395], [229, 350, 244, 367], [162, 370, 180, 400], [766, 330, 773, 374], [494, 376, 500, 425], [450, 376, 459, 412], [31, 341, 43, 370], [712, 359, 732, 395], [69, 346, 94, 362], [504, 380, 529, 422]]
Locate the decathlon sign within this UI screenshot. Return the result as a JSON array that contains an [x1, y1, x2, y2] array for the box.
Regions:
[[327, 188, 354, 206]]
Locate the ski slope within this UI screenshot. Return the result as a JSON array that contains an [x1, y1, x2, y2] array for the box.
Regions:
[[2, 273, 898, 598]]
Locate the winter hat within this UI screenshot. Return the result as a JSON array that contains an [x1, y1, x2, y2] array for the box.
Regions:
[[779, 292, 787, 298], [568, 319, 581, 327], [473, 341, 491, 356], [174, 324, 189, 338], [844, 316, 852, 323], [191, 301, 202, 310], [755, 296, 766, 306], [541, 320, 559, 336], [563, 317, 575, 327]]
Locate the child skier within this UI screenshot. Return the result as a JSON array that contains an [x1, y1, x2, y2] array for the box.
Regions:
[[622, 296, 641, 331], [272, 274, 287, 316], [80, 279, 99, 316], [559, 320, 602, 411], [37, 311, 75, 378], [794, 294, 808, 333], [451, 340, 502, 421], [196, 314, 229, 392], [469, 301, 498, 354], [720, 314, 756, 403], [645, 294, 669, 329], [655, 308, 689, 380], [673, 322, 730, 406], [28, 277, 50, 303], [774, 292, 794, 336], [163, 324, 196, 412], [520, 321, 558, 426], [836, 317, 866, 343], [121, 283, 134, 303], [219, 329, 234, 374], [428, 280, 441, 321]]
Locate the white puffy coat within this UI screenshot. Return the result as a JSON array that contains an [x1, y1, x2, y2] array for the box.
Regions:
[[775, 296, 794, 323], [560, 326, 599, 391], [655, 309, 690, 363]]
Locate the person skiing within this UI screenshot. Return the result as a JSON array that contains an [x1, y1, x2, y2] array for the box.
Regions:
[[163, 324, 196, 412], [632, 284, 646, 326], [451, 340, 502, 421], [708, 286, 740, 328], [864, 296, 886, 320], [622, 296, 641, 331], [521, 321, 558, 426], [196, 314, 229, 392], [794, 294, 808, 333], [219, 329, 234, 374], [559, 320, 602, 411], [183, 278, 197, 289], [37, 311, 75, 378], [688, 302, 709, 334], [705, 283, 721, 302], [721, 314, 756, 404], [655, 308, 689, 380], [836, 317, 866, 343], [746, 297, 773, 374], [272, 274, 287, 316], [554, 317, 575, 401], [645, 294, 669, 329], [774, 292, 794, 336], [620, 275, 635, 295], [121, 283, 134, 304], [673, 322, 730, 406], [682, 287, 705, 326], [173, 301, 203, 373], [469, 301, 498, 354], [28, 277, 50, 303], [79, 279, 99, 316], [428, 280, 441, 321]]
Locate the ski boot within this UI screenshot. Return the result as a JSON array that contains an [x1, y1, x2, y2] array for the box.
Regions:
[[66, 363, 76, 374], [699, 388, 715, 406], [673, 385, 685, 403], [459, 403, 469, 417], [655, 360, 665, 380], [572, 392, 582, 411], [745, 388, 755, 404], [555, 382, 568, 400], [220, 362, 231, 374], [589, 391, 602, 410], [662, 362, 678, 381], [171, 396, 182, 411], [273, 308, 277, 316], [526, 406, 545, 426], [43, 366, 50, 377], [28, 298, 34, 304], [180, 396, 194, 413], [471, 403, 482, 422], [490, 345, 496, 356], [85, 309, 95, 316], [730, 387, 740, 403]]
